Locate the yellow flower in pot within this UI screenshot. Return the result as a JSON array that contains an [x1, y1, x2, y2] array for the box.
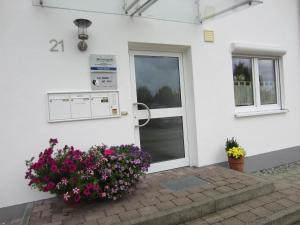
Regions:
[[225, 138, 246, 172]]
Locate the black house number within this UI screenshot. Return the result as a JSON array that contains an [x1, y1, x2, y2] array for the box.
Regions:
[[49, 39, 64, 52]]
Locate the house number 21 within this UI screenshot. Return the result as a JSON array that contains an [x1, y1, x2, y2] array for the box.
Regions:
[[49, 39, 64, 52]]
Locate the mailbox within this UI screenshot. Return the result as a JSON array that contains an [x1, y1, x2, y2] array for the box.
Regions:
[[47, 91, 120, 122]]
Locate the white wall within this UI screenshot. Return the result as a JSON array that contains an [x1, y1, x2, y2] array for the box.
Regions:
[[0, 0, 299, 208]]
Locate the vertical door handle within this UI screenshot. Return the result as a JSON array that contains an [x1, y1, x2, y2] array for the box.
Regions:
[[133, 102, 151, 127]]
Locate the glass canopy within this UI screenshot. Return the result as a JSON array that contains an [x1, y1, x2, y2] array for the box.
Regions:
[[32, 0, 262, 24]]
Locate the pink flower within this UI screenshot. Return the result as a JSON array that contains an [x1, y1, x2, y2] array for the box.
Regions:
[[61, 178, 68, 185], [63, 192, 70, 202], [73, 187, 80, 195], [100, 192, 106, 198], [104, 149, 114, 156]]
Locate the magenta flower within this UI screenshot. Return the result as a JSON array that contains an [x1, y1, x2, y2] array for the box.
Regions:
[[69, 164, 77, 173], [50, 164, 58, 173], [104, 149, 114, 156], [83, 189, 91, 197], [74, 195, 81, 203]]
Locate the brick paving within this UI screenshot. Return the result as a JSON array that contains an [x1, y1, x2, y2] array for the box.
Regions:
[[6, 162, 300, 225], [182, 164, 300, 225], [23, 166, 267, 225]]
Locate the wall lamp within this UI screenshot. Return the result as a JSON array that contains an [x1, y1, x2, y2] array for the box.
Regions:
[[73, 18, 92, 51]]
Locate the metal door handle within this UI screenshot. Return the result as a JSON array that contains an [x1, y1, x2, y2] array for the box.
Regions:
[[133, 102, 151, 127]]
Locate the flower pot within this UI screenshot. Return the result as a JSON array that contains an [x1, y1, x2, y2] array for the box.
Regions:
[[228, 157, 244, 172]]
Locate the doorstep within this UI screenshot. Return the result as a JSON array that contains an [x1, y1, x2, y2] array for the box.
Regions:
[[26, 166, 274, 225]]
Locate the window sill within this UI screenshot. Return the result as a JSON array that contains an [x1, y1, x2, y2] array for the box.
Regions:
[[235, 109, 289, 118]]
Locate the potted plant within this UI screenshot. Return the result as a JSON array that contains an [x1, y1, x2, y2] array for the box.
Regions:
[[25, 139, 151, 204], [225, 137, 246, 172]]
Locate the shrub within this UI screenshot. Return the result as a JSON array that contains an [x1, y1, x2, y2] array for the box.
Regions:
[[225, 137, 239, 151], [25, 139, 151, 203]]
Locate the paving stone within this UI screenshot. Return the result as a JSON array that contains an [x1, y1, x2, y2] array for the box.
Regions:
[[105, 206, 125, 216], [156, 201, 176, 210], [85, 211, 105, 221], [250, 206, 273, 217], [202, 213, 223, 224], [138, 206, 158, 216], [215, 186, 234, 193], [246, 199, 265, 208], [119, 210, 139, 221], [228, 183, 246, 190], [98, 215, 120, 225], [172, 191, 190, 198], [264, 202, 286, 213], [82, 220, 98, 225], [276, 198, 296, 208], [188, 193, 207, 202], [232, 204, 252, 213], [235, 211, 257, 222], [218, 208, 239, 218], [172, 197, 192, 206], [140, 197, 160, 206], [222, 217, 244, 225], [157, 193, 175, 202], [123, 201, 143, 211]]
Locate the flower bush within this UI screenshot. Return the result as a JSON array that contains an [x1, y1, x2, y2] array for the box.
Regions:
[[25, 139, 151, 203], [227, 146, 246, 159]]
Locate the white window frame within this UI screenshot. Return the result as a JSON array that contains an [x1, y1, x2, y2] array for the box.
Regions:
[[232, 54, 285, 115]]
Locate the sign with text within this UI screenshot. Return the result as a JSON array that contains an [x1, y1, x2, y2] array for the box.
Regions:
[[90, 54, 118, 90]]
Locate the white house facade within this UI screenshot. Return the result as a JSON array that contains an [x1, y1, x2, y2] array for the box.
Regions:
[[1, 0, 300, 209]]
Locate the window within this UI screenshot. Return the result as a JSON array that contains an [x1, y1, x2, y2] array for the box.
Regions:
[[232, 56, 283, 113]]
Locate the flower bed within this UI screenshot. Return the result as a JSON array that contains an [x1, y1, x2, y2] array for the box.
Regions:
[[25, 139, 151, 203]]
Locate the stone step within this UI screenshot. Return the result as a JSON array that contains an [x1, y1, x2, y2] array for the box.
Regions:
[[183, 189, 300, 225], [118, 180, 274, 225], [25, 166, 275, 225]]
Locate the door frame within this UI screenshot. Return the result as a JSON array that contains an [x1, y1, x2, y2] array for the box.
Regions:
[[129, 50, 190, 173]]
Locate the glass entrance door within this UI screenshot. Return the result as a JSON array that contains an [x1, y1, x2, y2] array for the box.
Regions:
[[130, 51, 189, 173]]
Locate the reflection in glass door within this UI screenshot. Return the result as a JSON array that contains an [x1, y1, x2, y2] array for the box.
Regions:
[[130, 52, 189, 173]]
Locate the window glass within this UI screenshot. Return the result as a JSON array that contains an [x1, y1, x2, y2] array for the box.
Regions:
[[139, 117, 185, 163], [258, 59, 277, 105], [232, 57, 254, 106], [134, 56, 182, 109]]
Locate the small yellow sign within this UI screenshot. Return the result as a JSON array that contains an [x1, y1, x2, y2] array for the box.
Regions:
[[204, 30, 214, 43]]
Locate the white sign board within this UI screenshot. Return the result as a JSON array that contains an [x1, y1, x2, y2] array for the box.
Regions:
[[90, 54, 118, 90]]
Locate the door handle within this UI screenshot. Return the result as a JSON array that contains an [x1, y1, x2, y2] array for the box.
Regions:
[[133, 102, 151, 127]]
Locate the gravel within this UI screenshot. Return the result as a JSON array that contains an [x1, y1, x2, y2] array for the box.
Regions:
[[252, 160, 300, 176]]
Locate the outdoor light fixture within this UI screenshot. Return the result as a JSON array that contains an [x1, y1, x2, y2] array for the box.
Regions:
[[73, 18, 92, 51]]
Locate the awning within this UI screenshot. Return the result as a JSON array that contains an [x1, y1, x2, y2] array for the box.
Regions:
[[33, 0, 262, 24]]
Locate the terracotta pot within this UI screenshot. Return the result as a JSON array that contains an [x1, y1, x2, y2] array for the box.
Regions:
[[228, 157, 244, 172]]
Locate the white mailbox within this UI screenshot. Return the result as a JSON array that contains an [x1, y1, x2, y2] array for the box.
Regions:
[[47, 91, 120, 122], [48, 94, 71, 121], [91, 93, 110, 118], [70, 94, 91, 119]]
